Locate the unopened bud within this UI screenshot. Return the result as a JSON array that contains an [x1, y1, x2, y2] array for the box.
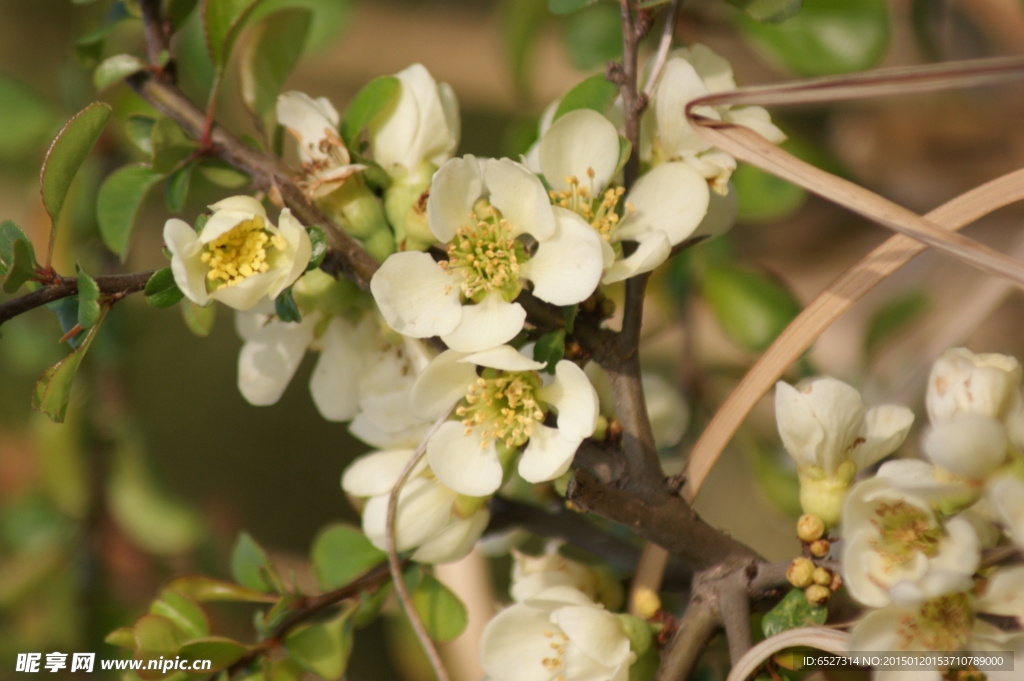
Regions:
[[797, 514, 825, 543], [812, 567, 832, 586], [632, 587, 662, 620], [805, 584, 830, 605], [787, 557, 815, 588], [809, 539, 831, 558]]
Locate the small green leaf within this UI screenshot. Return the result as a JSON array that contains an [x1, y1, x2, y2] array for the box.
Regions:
[[125, 116, 157, 156], [144, 268, 185, 309], [240, 8, 312, 119], [40, 102, 112, 228], [274, 288, 302, 323], [32, 311, 106, 423], [311, 524, 386, 591], [762, 588, 827, 637], [413, 574, 468, 643], [203, 0, 262, 67], [231, 532, 278, 593], [166, 162, 195, 212], [0, 220, 33, 277], [150, 589, 209, 640], [500, 0, 549, 94], [562, 3, 622, 71], [94, 54, 147, 90], [183, 299, 216, 336], [864, 290, 930, 357], [553, 73, 618, 121], [727, 0, 802, 23], [2, 238, 38, 294], [76, 264, 101, 330], [548, 0, 598, 15], [152, 117, 199, 174], [134, 614, 187, 656], [178, 637, 248, 671], [105, 626, 136, 649], [738, 0, 890, 76], [533, 329, 566, 372], [284, 608, 354, 680], [341, 76, 401, 150], [701, 262, 801, 354], [197, 159, 250, 188], [165, 576, 278, 603], [97, 164, 163, 260], [306, 226, 327, 271], [167, 0, 200, 33]]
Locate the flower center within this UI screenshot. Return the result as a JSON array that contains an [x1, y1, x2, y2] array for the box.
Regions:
[[548, 170, 628, 240], [441, 206, 525, 302], [896, 593, 973, 651], [455, 369, 545, 449], [201, 217, 285, 290], [869, 501, 941, 570]]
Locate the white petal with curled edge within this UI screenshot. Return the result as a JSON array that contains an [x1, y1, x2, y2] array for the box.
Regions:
[[655, 59, 715, 157], [441, 292, 526, 353], [434, 81, 461, 164], [201, 196, 265, 242], [539, 109, 620, 194], [615, 162, 709, 245], [464, 345, 545, 372], [518, 424, 579, 484], [270, 208, 313, 298], [361, 477, 455, 552], [521, 207, 603, 306], [427, 421, 505, 496], [675, 44, 736, 93], [483, 158, 555, 240], [412, 509, 490, 564], [398, 64, 456, 167], [371, 251, 463, 339], [411, 350, 477, 420], [538, 360, 599, 440], [342, 449, 426, 497], [237, 316, 316, 406], [481, 603, 562, 681], [724, 106, 786, 144], [368, 69, 423, 171], [164, 218, 210, 306], [309, 317, 361, 422], [276, 91, 341, 163], [774, 380, 826, 471], [209, 271, 281, 310], [975, 565, 1024, 619], [427, 155, 483, 243], [856, 403, 914, 471], [601, 232, 671, 285], [552, 605, 631, 668]]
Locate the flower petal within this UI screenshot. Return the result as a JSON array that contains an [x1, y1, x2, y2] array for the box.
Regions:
[[412, 509, 490, 564], [342, 449, 426, 497], [371, 251, 463, 338], [552, 605, 631, 668], [463, 345, 545, 372], [441, 292, 526, 353], [164, 218, 210, 306], [276, 91, 341, 163], [411, 350, 478, 420], [483, 158, 555, 240], [237, 315, 315, 406], [269, 208, 313, 298], [615, 162, 709, 245], [538, 360, 599, 440], [601, 232, 671, 285], [427, 421, 505, 496], [521, 208, 603, 305], [539, 109, 620, 194], [427, 155, 483, 242], [481, 602, 561, 681], [309, 317, 361, 421], [922, 415, 1006, 480], [654, 58, 714, 157], [518, 424, 580, 483], [361, 477, 455, 552]]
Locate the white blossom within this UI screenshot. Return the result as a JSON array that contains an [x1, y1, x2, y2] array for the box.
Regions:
[[926, 347, 1023, 427], [277, 91, 363, 199]]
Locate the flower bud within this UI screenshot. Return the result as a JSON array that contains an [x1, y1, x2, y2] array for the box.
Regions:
[[812, 567, 832, 586], [797, 513, 825, 543], [805, 584, 831, 605], [809, 539, 831, 558], [787, 557, 815, 588]]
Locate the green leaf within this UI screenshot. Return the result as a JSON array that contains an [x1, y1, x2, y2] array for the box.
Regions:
[[165, 576, 277, 603], [2, 237, 37, 294], [166, 162, 195, 212], [94, 54, 147, 90], [533, 329, 566, 372], [733, 162, 806, 222], [97, 164, 163, 260], [249, 0, 352, 51], [562, 3, 622, 71], [284, 608, 354, 680], [167, 0, 200, 33], [413, 574, 468, 643], [240, 8, 312, 119], [183, 299, 216, 336], [0, 220, 33, 277], [500, 0, 549, 94], [57, 298, 84, 348], [864, 290, 929, 357], [274, 287, 302, 323], [231, 532, 278, 593], [340, 76, 400, 150], [32, 311, 105, 423], [762, 588, 827, 637], [203, 0, 262, 67], [738, 0, 890, 76], [40, 102, 112, 228], [727, 0, 802, 23], [548, 0, 598, 15], [0, 75, 58, 161], [150, 589, 209, 639], [105, 626, 136, 649], [152, 117, 199, 174], [144, 268, 185, 309], [553, 73, 618, 121], [75, 264, 101, 330], [125, 115, 157, 156], [701, 262, 801, 354], [133, 614, 187, 655], [306, 225, 327, 271], [197, 159, 250, 188], [311, 524, 386, 590], [178, 637, 248, 671]]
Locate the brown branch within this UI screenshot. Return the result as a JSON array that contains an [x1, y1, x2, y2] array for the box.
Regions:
[[138, 0, 170, 71], [656, 593, 719, 681], [0, 270, 155, 326]]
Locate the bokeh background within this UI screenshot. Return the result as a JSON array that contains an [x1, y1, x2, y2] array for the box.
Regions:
[[3, 0, 1024, 678]]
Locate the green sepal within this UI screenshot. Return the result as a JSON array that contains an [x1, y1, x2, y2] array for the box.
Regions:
[[306, 225, 328, 271], [274, 287, 302, 323]]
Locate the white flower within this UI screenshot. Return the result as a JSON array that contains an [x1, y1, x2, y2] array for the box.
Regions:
[[921, 414, 1009, 482], [538, 109, 710, 284], [926, 348, 1024, 434], [645, 44, 785, 192], [842, 478, 980, 609], [775, 377, 913, 526], [409, 346, 599, 496], [341, 449, 489, 564], [481, 587, 635, 681], [510, 549, 622, 609], [277, 91, 364, 199], [368, 63, 459, 177], [164, 196, 311, 310], [371, 156, 604, 352]]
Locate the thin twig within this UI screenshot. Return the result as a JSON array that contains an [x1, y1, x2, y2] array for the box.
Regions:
[[642, 0, 682, 100], [0, 270, 155, 326], [386, 410, 455, 681]]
